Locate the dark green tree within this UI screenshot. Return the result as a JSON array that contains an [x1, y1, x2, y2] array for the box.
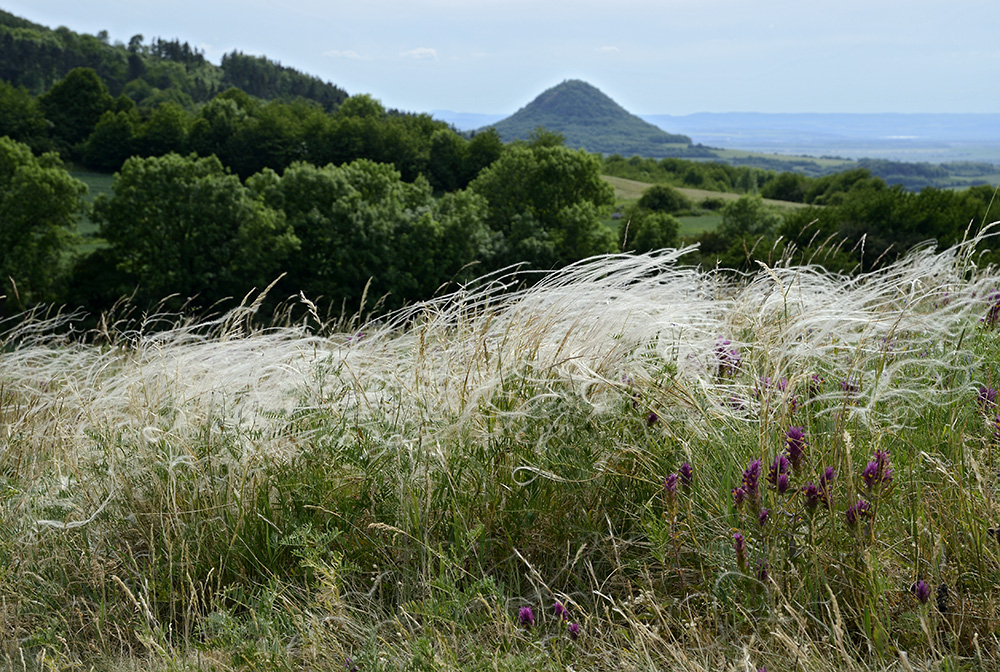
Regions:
[[620, 210, 681, 254], [718, 194, 782, 239], [0, 80, 50, 152], [92, 153, 298, 309], [249, 160, 494, 310], [135, 102, 190, 156], [83, 109, 137, 170], [38, 67, 113, 148], [428, 128, 466, 192], [462, 128, 504, 182], [470, 143, 616, 268], [760, 172, 808, 203], [637, 184, 692, 213], [0, 137, 86, 308]]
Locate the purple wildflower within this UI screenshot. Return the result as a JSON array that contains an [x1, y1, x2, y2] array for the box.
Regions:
[[785, 426, 807, 470], [845, 499, 872, 527], [809, 374, 826, 398], [732, 486, 747, 509], [913, 580, 931, 604], [982, 290, 1000, 328], [767, 454, 790, 487], [756, 557, 769, 583], [345, 657, 357, 672], [664, 473, 679, 515], [519, 606, 535, 628], [862, 450, 893, 491], [777, 473, 790, 494], [820, 467, 835, 503], [758, 508, 770, 526], [742, 459, 763, 500], [715, 337, 743, 377], [977, 385, 998, 413], [568, 622, 580, 640], [679, 462, 694, 488], [646, 411, 658, 426], [664, 473, 678, 493], [802, 482, 822, 510], [733, 531, 746, 570], [841, 378, 860, 397], [553, 601, 569, 621]]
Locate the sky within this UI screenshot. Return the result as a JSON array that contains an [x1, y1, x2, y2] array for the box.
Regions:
[[5, 0, 999, 116]]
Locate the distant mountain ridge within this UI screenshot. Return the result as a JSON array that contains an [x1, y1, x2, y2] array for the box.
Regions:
[[481, 80, 698, 157]]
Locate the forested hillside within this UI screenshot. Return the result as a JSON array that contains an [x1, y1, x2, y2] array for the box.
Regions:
[[486, 79, 703, 158], [0, 9, 347, 110]]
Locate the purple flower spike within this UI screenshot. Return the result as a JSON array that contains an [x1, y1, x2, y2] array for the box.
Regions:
[[519, 606, 535, 628], [983, 290, 1000, 327], [785, 426, 807, 470], [733, 531, 747, 570], [863, 450, 893, 491], [777, 473, 790, 494], [732, 486, 747, 509], [553, 601, 569, 621], [913, 580, 931, 604], [845, 499, 872, 527], [767, 454, 790, 487], [664, 473, 678, 495], [715, 337, 742, 377], [647, 411, 659, 426], [802, 482, 822, 510], [758, 508, 770, 526], [742, 459, 763, 500], [756, 557, 769, 583], [809, 374, 826, 398], [977, 385, 998, 412], [568, 622, 580, 640], [679, 462, 694, 488]]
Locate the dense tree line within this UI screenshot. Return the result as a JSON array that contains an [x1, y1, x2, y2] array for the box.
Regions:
[[686, 183, 998, 273], [1, 133, 616, 318], [0, 10, 347, 110], [0, 67, 503, 191], [605, 152, 997, 196]]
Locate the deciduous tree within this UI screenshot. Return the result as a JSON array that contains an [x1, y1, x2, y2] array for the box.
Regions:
[[92, 153, 298, 309], [0, 137, 86, 307]]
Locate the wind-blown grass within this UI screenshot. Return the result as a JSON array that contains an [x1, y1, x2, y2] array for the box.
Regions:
[[3, 231, 1000, 670]]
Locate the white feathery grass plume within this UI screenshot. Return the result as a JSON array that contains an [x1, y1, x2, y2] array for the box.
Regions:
[[1, 233, 998, 479]]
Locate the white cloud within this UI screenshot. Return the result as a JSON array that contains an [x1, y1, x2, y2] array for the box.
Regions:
[[324, 49, 365, 60], [400, 47, 438, 60], [599, 45, 620, 52]]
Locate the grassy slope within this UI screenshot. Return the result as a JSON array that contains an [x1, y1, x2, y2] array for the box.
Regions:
[[603, 174, 808, 238], [3, 235, 1000, 671]]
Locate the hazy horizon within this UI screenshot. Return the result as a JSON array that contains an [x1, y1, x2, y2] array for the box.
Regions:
[[4, 0, 999, 117]]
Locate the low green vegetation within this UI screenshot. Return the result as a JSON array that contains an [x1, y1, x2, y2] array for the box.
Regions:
[[4, 236, 1000, 670]]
